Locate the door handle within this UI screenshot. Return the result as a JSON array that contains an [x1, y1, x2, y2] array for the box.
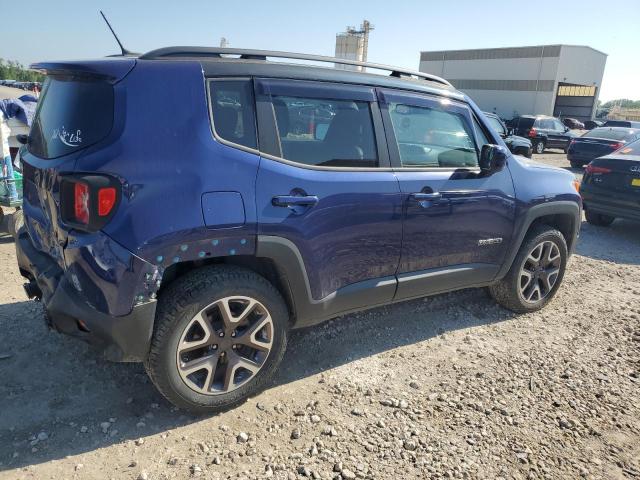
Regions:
[[272, 195, 319, 208], [411, 192, 442, 201]]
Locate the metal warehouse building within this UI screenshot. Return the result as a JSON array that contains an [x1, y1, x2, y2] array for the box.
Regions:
[[419, 45, 607, 121]]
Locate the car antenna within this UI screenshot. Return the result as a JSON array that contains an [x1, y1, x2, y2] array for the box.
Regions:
[[99, 10, 136, 56]]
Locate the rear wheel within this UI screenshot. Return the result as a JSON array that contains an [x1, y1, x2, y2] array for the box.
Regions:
[[585, 209, 614, 227], [489, 225, 567, 313], [145, 265, 289, 413], [8, 208, 23, 238], [533, 140, 545, 155]]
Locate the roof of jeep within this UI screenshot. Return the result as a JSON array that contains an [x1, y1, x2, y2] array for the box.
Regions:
[[137, 46, 462, 100]]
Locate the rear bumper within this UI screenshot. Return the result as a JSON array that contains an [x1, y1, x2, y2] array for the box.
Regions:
[[566, 152, 595, 164], [581, 190, 640, 223], [583, 200, 640, 222], [15, 230, 156, 362]]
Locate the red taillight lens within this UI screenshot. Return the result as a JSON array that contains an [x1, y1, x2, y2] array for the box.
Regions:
[[62, 175, 119, 231], [98, 187, 117, 217], [74, 182, 90, 224], [610, 142, 624, 151], [585, 164, 612, 174], [528, 128, 537, 138]]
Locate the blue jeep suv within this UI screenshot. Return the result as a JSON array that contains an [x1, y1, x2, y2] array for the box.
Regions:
[[15, 47, 582, 412]]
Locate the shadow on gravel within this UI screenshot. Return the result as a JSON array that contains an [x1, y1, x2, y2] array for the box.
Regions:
[[0, 286, 516, 471], [576, 219, 640, 265]]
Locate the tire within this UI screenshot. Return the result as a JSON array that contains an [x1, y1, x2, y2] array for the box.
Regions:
[[569, 160, 583, 169], [145, 265, 289, 413], [533, 140, 545, 155], [8, 208, 23, 238], [489, 225, 568, 313], [585, 209, 614, 227]]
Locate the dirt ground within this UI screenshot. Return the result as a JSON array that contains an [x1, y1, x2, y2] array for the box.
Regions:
[[1, 151, 639, 480]]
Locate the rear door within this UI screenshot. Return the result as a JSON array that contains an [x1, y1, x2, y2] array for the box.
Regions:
[[378, 89, 516, 300], [254, 79, 403, 303], [551, 119, 571, 149]]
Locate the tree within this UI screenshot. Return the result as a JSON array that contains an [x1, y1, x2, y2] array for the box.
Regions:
[[0, 59, 45, 82], [601, 99, 640, 109]]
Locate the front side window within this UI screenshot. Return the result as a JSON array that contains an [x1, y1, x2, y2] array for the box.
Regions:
[[271, 95, 378, 168], [210, 80, 257, 150], [388, 102, 478, 168]]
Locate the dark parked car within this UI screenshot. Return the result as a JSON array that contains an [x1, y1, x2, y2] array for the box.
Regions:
[[580, 138, 640, 226], [567, 127, 640, 167], [15, 47, 581, 412], [483, 112, 532, 157], [584, 120, 604, 130], [604, 120, 640, 128], [562, 118, 585, 130], [510, 115, 578, 154]]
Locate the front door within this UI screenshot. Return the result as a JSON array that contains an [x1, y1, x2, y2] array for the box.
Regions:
[[378, 89, 516, 300], [255, 79, 403, 303]]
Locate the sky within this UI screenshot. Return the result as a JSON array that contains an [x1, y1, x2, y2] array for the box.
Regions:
[[1, 0, 638, 102]]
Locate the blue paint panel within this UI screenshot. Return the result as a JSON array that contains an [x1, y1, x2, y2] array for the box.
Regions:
[[201, 191, 246, 228]]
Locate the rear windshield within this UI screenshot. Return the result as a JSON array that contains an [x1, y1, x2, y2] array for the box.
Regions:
[[618, 139, 640, 156], [583, 128, 637, 141], [512, 117, 535, 129], [28, 77, 114, 159]]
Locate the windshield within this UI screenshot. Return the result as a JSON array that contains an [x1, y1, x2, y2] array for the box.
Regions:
[[485, 116, 505, 135], [583, 128, 637, 141], [28, 76, 114, 159]]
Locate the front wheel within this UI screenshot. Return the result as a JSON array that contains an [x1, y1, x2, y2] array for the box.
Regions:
[[585, 209, 614, 227], [489, 225, 568, 313], [145, 265, 289, 413]]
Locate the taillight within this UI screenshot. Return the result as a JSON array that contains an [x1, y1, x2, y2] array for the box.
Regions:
[[610, 142, 624, 151], [528, 128, 537, 138], [585, 164, 612, 174], [98, 187, 117, 216], [61, 175, 120, 231], [74, 182, 90, 224]]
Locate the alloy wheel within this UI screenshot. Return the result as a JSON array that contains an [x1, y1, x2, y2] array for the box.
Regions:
[[176, 296, 273, 395], [535, 141, 544, 154], [518, 240, 561, 303]]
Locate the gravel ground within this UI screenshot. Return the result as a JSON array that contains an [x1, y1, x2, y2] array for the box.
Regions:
[[1, 152, 639, 480]]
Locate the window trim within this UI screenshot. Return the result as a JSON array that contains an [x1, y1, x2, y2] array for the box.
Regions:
[[206, 77, 261, 155], [378, 88, 483, 172], [254, 78, 391, 171]]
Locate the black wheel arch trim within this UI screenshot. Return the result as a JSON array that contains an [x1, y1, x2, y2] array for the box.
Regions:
[[494, 200, 581, 281]]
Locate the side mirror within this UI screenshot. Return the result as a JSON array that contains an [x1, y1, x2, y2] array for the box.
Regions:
[[16, 134, 28, 145], [564, 126, 570, 132], [479, 144, 508, 174]]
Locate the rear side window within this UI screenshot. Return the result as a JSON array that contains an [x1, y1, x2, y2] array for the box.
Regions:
[[584, 128, 637, 141], [389, 102, 478, 168], [28, 77, 114, 159], [209, 80, 257, 150], [271, 96, 378, 168]]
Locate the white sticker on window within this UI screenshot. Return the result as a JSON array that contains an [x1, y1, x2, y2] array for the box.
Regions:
[[51, 126, 82, 147]]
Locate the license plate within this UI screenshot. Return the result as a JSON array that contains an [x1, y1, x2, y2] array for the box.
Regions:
[[633, 178, 640, 187]]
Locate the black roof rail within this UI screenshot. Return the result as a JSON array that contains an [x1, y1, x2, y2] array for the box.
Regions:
[[139, 47, 452, 87]]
